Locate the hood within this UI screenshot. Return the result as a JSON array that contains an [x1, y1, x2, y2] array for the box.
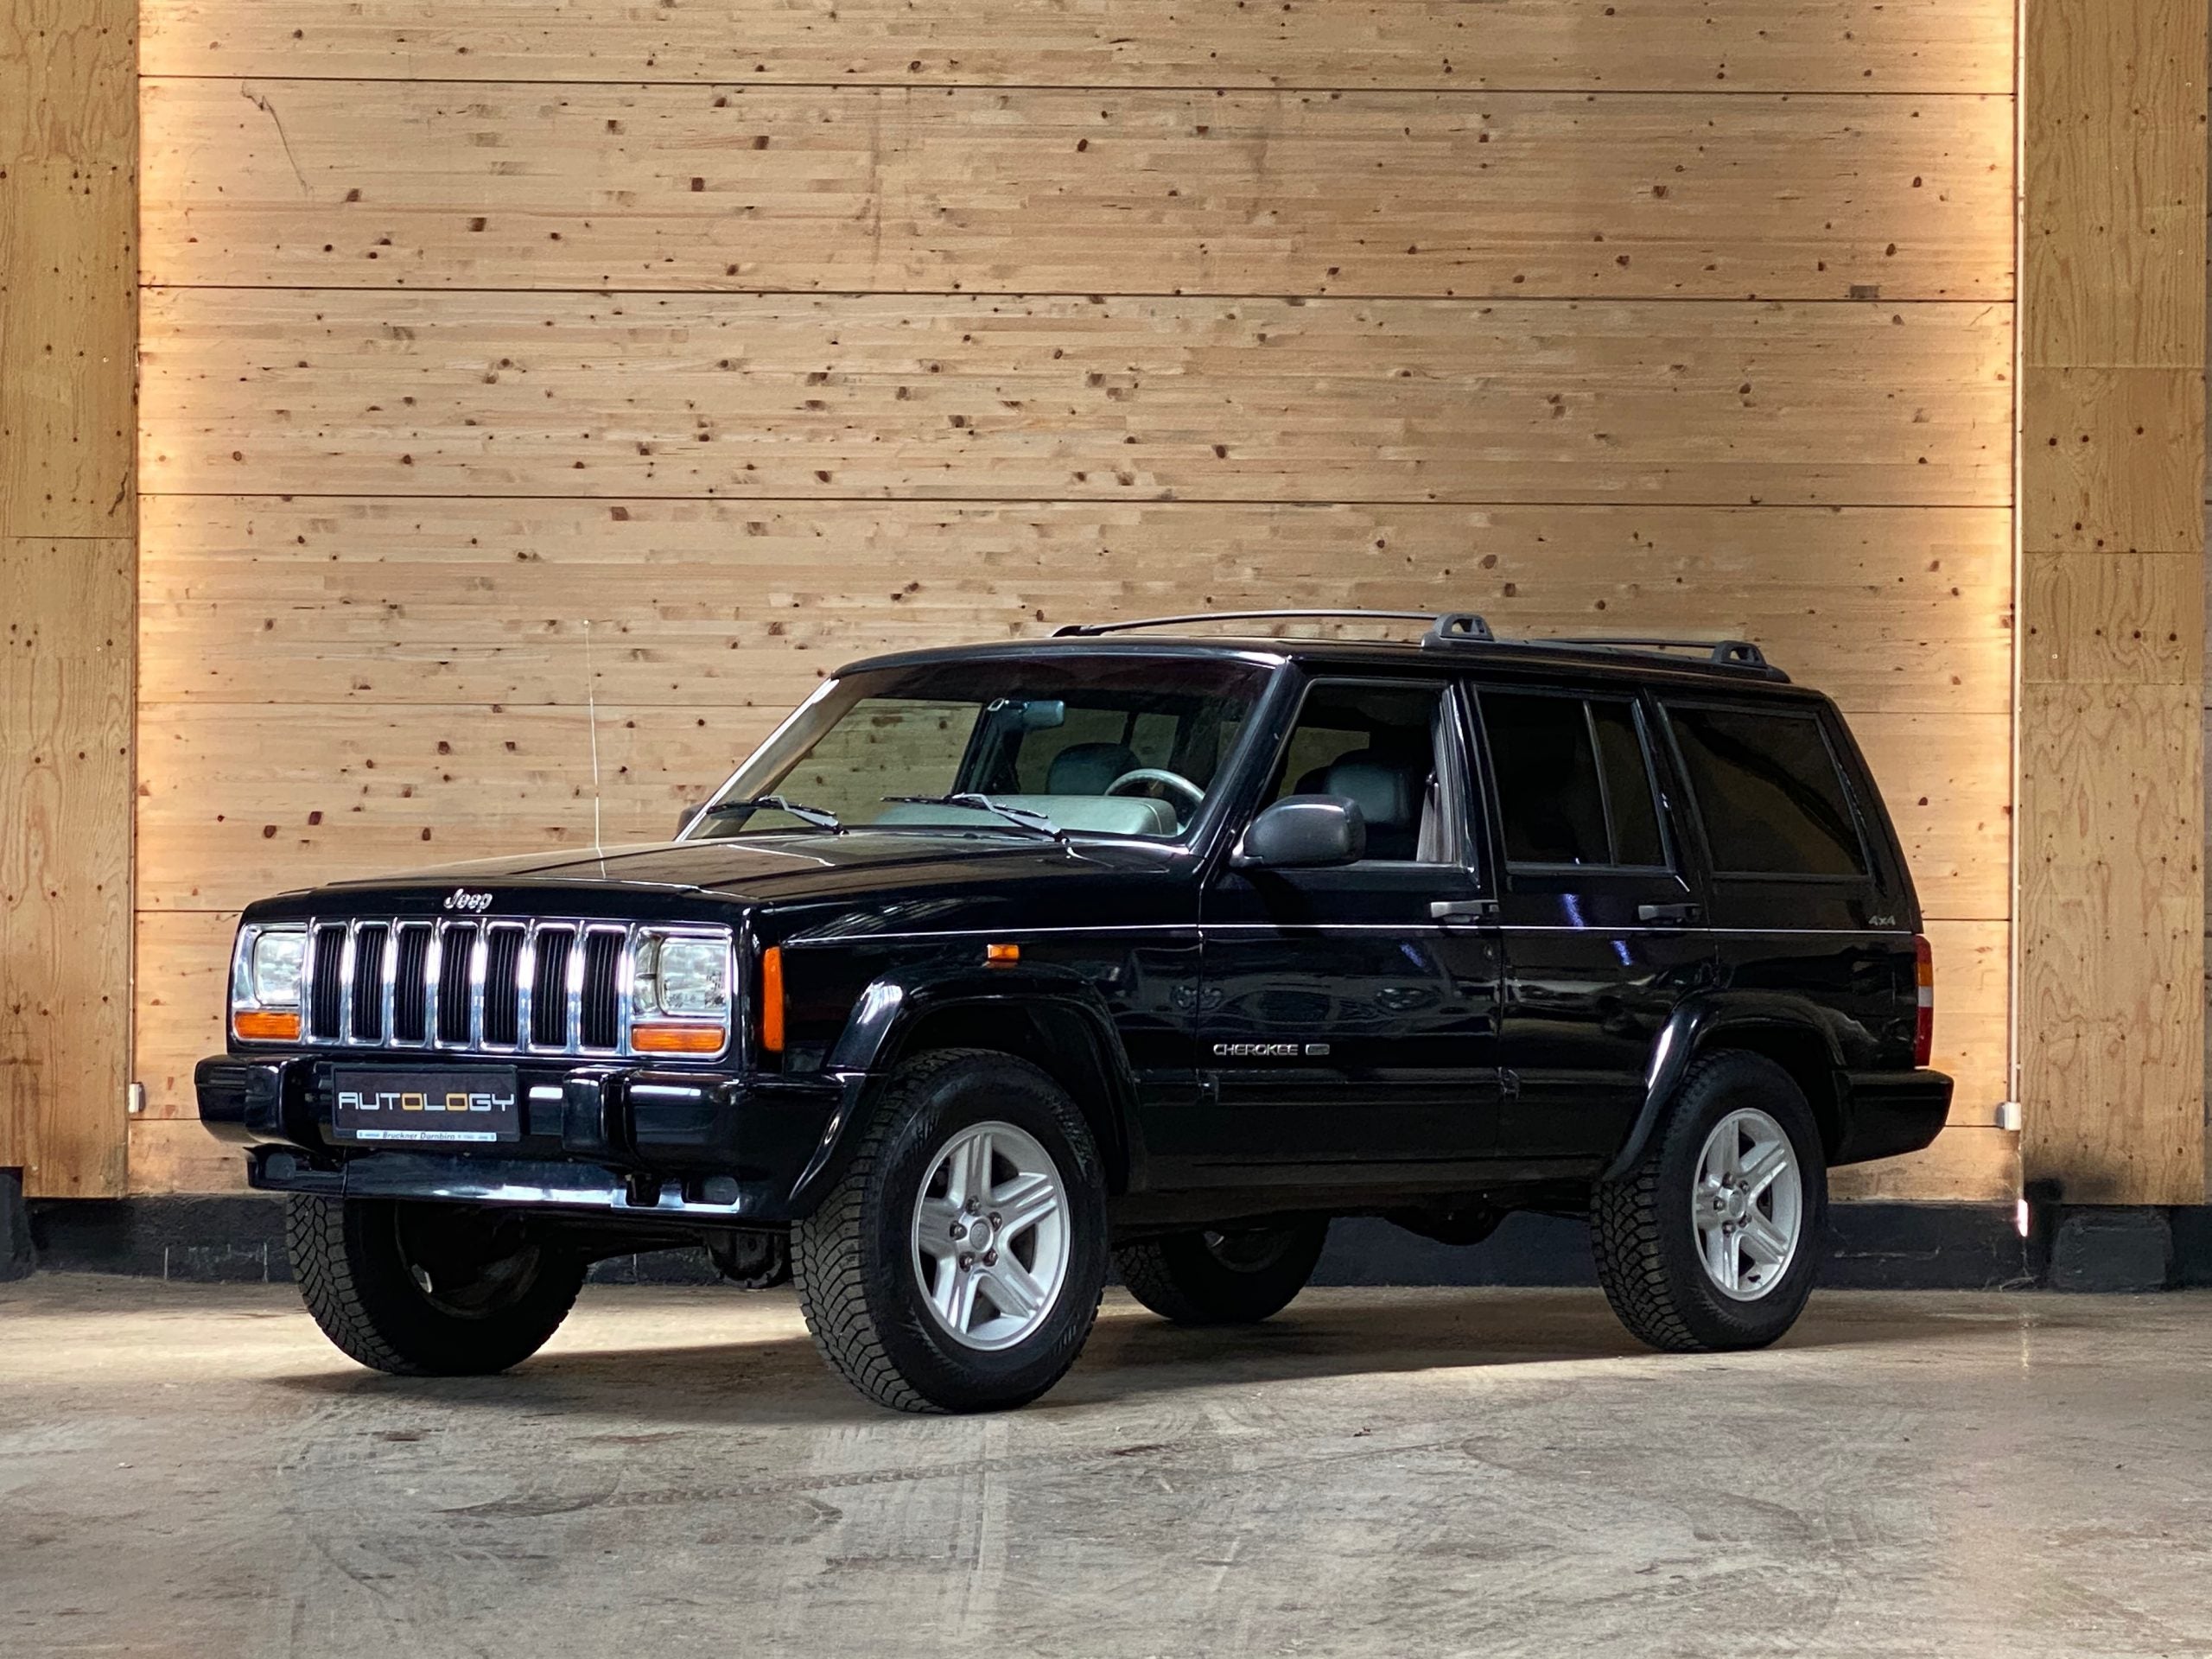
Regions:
[[296, 830, 1186, 911]]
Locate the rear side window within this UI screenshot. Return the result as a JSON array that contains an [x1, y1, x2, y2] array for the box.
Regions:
[[1664, 704, 1867, 877], [1480, 690, 1669, 869]]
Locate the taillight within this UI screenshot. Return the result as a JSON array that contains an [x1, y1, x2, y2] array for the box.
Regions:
[[1912, 933, 1934, 1068]]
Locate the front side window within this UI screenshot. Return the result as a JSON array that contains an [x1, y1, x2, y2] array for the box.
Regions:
[[1480, 689, 1669, 870], [1267, 681, 1454, 863], [692, 654, 1268, 841], [1663, 703, 1867, 876]]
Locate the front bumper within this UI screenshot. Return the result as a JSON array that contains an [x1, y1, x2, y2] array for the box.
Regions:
[[197, 1054, 848, 1223]]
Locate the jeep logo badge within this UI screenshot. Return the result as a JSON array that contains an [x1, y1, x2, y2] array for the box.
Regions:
[[442, 888, 493, 913]]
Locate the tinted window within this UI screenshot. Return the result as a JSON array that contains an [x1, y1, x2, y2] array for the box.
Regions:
[[1592, 702, 1667, 867], [1483, 690, 1668, 868], [1269, 682, 1452, 862], [1484, 691, 1607, 865], [1666, 704, 1867, 876]]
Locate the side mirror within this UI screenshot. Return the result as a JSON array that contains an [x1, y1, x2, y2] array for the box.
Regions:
[[675, 803, 705, 838], [1234, 796, 1366, 869]]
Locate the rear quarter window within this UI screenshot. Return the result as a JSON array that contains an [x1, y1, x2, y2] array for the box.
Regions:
[[1663, 702, 1868, 877]]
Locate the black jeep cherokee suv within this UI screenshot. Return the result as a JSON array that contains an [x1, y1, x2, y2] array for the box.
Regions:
[[200, 611, 1950, 1411]]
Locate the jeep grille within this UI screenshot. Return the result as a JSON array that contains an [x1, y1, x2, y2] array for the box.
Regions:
[[293, 917, 671, 1058]]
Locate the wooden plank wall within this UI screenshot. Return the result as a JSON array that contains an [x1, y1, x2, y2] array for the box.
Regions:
[[1, 0, 136, 1198], [134, 0, 2019, 1198], [2016, 0, 2209, 1207]]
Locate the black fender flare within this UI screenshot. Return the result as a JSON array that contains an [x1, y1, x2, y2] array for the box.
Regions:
[[785, 964, 1141, 1214], [1603, 992, 1853, 1180]]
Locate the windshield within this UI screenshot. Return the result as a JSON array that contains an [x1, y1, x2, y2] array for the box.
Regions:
[[690, 653, 1273, 842]]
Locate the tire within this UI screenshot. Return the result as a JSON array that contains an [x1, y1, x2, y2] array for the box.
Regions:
[[1590, 1051, 1828, 1353], [284, 1195, 586, 1376], [790, 1048, 1109, 1413], [1116, 1219, 1329, 1325]]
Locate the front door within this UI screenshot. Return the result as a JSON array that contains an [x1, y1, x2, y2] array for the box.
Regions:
[[1465, 681, 1717, 1161], [1193, 677, 1503, 1185]]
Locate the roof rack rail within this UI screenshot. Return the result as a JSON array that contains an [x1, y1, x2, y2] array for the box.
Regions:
[[1542, 636, 1785, 677], [1052, 608, 1483, 639]]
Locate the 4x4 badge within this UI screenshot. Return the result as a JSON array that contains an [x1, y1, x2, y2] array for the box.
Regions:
[[442, 888, 493, 913]]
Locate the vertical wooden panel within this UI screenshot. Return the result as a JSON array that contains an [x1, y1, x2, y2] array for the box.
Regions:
[[2016, 0, 2208, 1205], [0, 543, 133, 1196], [2, 0, 137, 1197]]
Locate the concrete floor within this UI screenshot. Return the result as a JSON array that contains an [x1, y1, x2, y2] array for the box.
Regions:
[[4, 1281, 2212, 1659]]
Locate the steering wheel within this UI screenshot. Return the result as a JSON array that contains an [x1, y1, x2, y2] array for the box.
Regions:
[[1103, 767, 1206, 810]]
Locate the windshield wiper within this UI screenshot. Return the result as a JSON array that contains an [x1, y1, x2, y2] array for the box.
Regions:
[[882, 793, 1067, 842], [695, 794, 844, 832]]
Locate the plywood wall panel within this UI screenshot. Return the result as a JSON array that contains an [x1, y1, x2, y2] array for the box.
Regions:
[[1923, 918, 2007, 1121], [1, 0, 135, 165], [136, 696, 2006, 925], [2016, 0, 2205, 1205], [0, 162, 136, 538], [1, 541, 134, 1197], [137, 702, 768, 912], [133, 909, 229, 1120], [139, 289, 2013, 505], [127, 1116, 247, 1194], [1828, 1125, 2017, 1201], [138, 498, 2012, 714], [134, 0, 2021, 1198], [138, 0, 2012, 93], [141, 81, 2013, 302]]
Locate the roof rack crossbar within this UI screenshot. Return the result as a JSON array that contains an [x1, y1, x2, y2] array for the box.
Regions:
[[1052, 608, 1482, 639], [1543, 635, 1772, 671]]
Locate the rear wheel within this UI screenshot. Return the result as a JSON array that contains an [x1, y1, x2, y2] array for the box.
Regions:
[[1590, 1051, 1827, 1352], [1116, 1218, 1329, 1325], [790, 1049, 1109, 1412], [284, 1196, 586, 1376]]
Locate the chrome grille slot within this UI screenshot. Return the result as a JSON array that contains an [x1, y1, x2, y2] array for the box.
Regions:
[[308, 925, 348, 1041], [580, 929, 625, 1051], [391, 925, 433, 1043], [285, 913, 716, 1060], [531, 927, 575, 1049], [350, 924, 389, 1043], [435, 922, 478, 1046], [481, 925, 526, 1047]]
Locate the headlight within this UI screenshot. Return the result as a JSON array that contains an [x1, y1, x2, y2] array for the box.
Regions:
[[632, 932, 730, 1020], [234, 925, 307, 1008], [232, 924, 307, 1043]]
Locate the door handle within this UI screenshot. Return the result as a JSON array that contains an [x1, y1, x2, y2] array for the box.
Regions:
[[1429, 899, 1498, 925], [1637, 902, 1700, 925]]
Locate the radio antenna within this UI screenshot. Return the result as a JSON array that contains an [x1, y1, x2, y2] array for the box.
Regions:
[[582, 618, 605, 860]]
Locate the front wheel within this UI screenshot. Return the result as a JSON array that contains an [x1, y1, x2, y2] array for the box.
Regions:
[[790, 1049, 1109, 1412], [284, 1196, 586, 1376], [1589, 1052, 1827, 1352], [1116, 1219, 1329, 1325]]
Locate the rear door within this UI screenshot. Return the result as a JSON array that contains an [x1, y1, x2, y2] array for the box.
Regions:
[[1465, 680, 1716, 1160]]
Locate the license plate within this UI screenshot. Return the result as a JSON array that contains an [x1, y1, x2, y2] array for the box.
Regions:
[[331, 1068, 522, 1144]]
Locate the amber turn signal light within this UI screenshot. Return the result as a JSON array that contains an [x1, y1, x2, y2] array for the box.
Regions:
[[232, 1009, 301, 1042], [759, 945, 785, 1053], [985, 942, 1020, 964], [632, 1023, 727, 1055]]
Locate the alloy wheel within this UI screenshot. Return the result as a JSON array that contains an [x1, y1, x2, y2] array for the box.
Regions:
[[910, 1120, 1071, 1351], [1690, 1107, 1804, 1301]]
